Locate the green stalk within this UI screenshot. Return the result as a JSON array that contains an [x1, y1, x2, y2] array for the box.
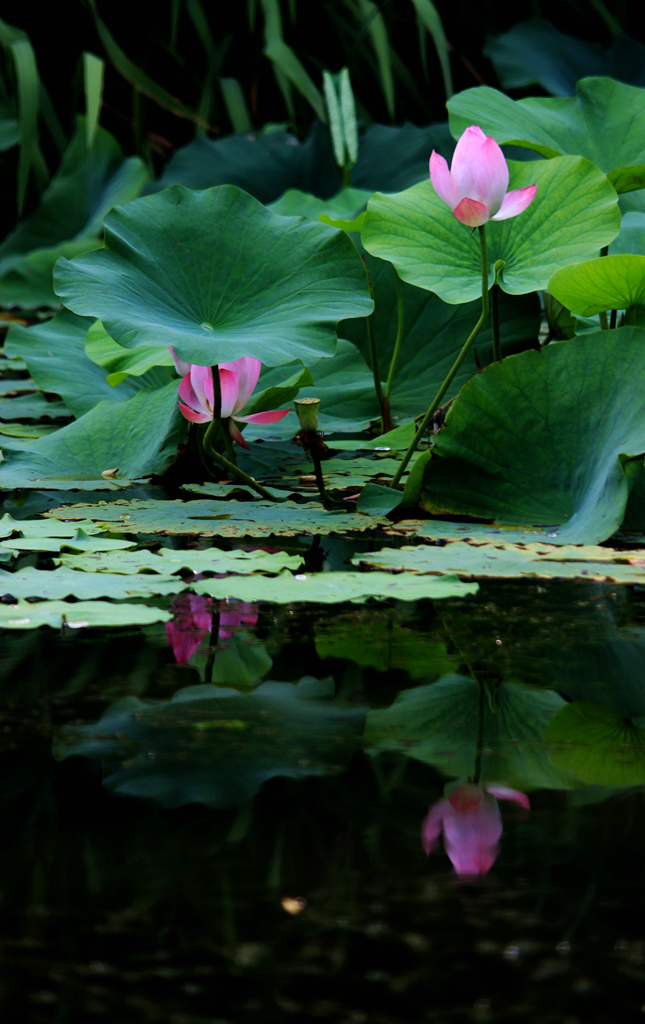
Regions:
[[384, 268, 405, 404], [389, 225, 490, 490], [361, 255, 393, 432], [202, 418, 288, 502], [599, 310, 609, 331], [491, 282, 501, 362]]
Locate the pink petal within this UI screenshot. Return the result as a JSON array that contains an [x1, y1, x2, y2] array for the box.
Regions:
[[228, 418, 250, 450], [491, 184, 537, 221], [429, 150, 460, 209], [178, 372, 211, 421], [442, 789, 503, 875], [453, 197, 490, 227], [218, 367, 241, 418], [421, 799, 447, 855], [169, 347, 192, 377], [190, 365, 214, 416], [451, 128, 508, 216], [178, 400, 211, 424], [486, 785, 530, 810], [220, 357, 261, 412], [236, 408, 290, 426]]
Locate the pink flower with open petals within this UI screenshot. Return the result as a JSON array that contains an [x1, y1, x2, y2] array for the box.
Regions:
[[176, 356, 290, 450], [422, 782, 530, 876], [430, 126, 537, 228]]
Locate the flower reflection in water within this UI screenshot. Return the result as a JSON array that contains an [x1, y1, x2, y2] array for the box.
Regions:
[[422, 782, 530, 876], [165, 594, 259, 664]]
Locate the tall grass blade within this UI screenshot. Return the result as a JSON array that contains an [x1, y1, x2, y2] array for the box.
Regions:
[[83, 52, 104, 149], [265, 38, 325, 121], [410, 0, 453, 99]]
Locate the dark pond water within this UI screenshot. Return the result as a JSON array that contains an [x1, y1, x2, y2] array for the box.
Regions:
[[1, 570, 645, 1023]]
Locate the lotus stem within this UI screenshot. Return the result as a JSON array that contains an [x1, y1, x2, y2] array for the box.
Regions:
[[385, 267, 405, 404], [389, 224, 490, 489]]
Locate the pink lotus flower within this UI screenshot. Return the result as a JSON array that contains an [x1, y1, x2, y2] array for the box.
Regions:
[[174, 355, 290, 450], [429, 126, 537, 228], [422, 782, 530, 876], [165, 593, 213, 664]]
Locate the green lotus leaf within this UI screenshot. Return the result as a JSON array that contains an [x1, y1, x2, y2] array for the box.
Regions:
[[362, 157, 619, 304], [448, 77, 645, 192], [0, 381, 185, 490], [0, 599, 170, 630], [54, 184, 373, 368], [549, 255, 645, 316], [193, 570, 477, 604], [4, 311, 171, 417], [420, 329, 645, 544], [0, 565, 184, 600]]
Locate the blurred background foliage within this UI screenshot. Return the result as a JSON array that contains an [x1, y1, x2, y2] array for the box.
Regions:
[[1, 0, 644, 235]]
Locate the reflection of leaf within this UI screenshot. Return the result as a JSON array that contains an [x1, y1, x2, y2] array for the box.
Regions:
[[316, 611, 457, 678], [366, 675, 571, 791], [53, 677, 366, 808], [544, 702, 645, 786]]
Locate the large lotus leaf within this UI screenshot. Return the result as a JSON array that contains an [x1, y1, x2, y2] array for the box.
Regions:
[[60, 546, 301, 575], [448, 78, 645, 194], [0, 565, 184, 600], [0, 514, 103, 539], [365, 676, 571, 791], [549, 255, 645, 316], [0, 393, 69, 422], [484, 20, 645, 96], [193, 570, 477, 604], [4, 312, 171, 417], [544, 702, 645, 786], [0, 599, 170, 630], [0, 121, 149, 309], [610, 212, 645, 256], [269, 188, 373, 221], [0, 381, 185, 490], [420, 329, 645, 544], [362, 157, 620, 304], [352, 541, 645, 584], [154, 121, 454, 202], [0, 528, 136, 554], [43, 498, 394, 536], [54, 185, 373, 368], [53, 677, 366, 808]]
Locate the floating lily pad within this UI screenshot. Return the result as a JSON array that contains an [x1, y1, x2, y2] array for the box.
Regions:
[[55, 185, 372, 369], [0, 527, 137, 554], [0, 599, 170, 630], [43, 498, 393, 536], [0, 514, 103, 538], [193, 569, 477, 604], [0, 565, 184, 600], [60, 546, 302, 575], [420, 329, 645, 544], [352, 541, 645, 583]]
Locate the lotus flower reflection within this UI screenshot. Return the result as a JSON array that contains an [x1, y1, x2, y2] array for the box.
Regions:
[[165, 594, 259, 663], [173, 354, 290, 449], [429, 125, 537, 228], [422, 782, 530, 876]]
